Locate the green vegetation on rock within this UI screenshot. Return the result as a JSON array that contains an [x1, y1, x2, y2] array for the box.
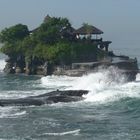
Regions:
[[0, 15, 107, 75]]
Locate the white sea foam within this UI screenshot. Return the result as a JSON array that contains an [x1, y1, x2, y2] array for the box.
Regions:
[[136, 73, 140, 81], [0, 59, 6, 72], [4, 110, 27, 118], [0, 89, 49, 99], [0, 107, 27, 118], [41, 67, 140, 104], [40, 129, 80, 136], [41, 75, 78, 90], [83, 73, 140, 103]]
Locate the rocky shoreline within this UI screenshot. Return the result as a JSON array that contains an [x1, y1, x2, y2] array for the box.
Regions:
[[3, 55, 139, 82], [1, 55, 139, 107]]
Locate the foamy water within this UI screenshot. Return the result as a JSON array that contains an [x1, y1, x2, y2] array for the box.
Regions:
[[0, 107, 27, 118], [0, 59, 6, 72], [0, 59, 140, 139], [41, 67, 140, 104], [39, 129, 80, 136], [1, 56, 139, 105]]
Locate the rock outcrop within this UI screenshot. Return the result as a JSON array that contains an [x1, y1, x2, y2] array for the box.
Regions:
[[55, 57, 138, 81], [0, 90, 89, 107], [3, 54, 139, 82]]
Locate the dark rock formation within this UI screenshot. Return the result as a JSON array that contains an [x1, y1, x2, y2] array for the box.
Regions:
[[59, 58, 138, 81], [4, 62, 15, 74], [3, 53, 139, 82], [0, 90, 89, 107]]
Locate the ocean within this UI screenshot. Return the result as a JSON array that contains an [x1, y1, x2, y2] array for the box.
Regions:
[[0, 45, 140, 140]]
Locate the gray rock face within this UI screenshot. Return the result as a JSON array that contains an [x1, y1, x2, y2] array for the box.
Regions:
[[3, 54, 139, 82], [0, 90, 89, 107], [4, 62, 15, 74], [60, 58, 138, 81]]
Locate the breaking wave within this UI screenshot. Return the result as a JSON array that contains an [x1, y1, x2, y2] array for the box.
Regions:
[[41, 67, 140, 104], [0, 59, 6, 72], [39, 129, 80, 136], [0, 107, 27, 118]]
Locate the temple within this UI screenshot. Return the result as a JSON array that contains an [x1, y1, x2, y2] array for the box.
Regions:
[[73, 24, 112, 52]]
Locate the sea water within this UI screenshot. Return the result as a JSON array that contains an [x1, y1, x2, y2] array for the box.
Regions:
[[0, 52, 140, 140]]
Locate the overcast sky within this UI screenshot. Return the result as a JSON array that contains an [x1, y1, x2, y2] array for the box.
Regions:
[[0, 0, 140, 54]]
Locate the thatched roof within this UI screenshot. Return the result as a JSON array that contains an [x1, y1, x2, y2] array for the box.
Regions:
[[75, 25, 103, 35]]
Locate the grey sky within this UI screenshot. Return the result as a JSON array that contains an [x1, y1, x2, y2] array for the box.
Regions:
[[0, 0, 140, 55]]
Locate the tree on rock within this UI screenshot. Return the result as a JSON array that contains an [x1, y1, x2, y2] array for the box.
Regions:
[[0, 24, 29, 43]]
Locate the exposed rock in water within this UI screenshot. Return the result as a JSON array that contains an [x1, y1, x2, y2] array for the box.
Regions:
[[4, 62, 15, 74], [61, 58, 139, 82], [0, 90, 89, 107]]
